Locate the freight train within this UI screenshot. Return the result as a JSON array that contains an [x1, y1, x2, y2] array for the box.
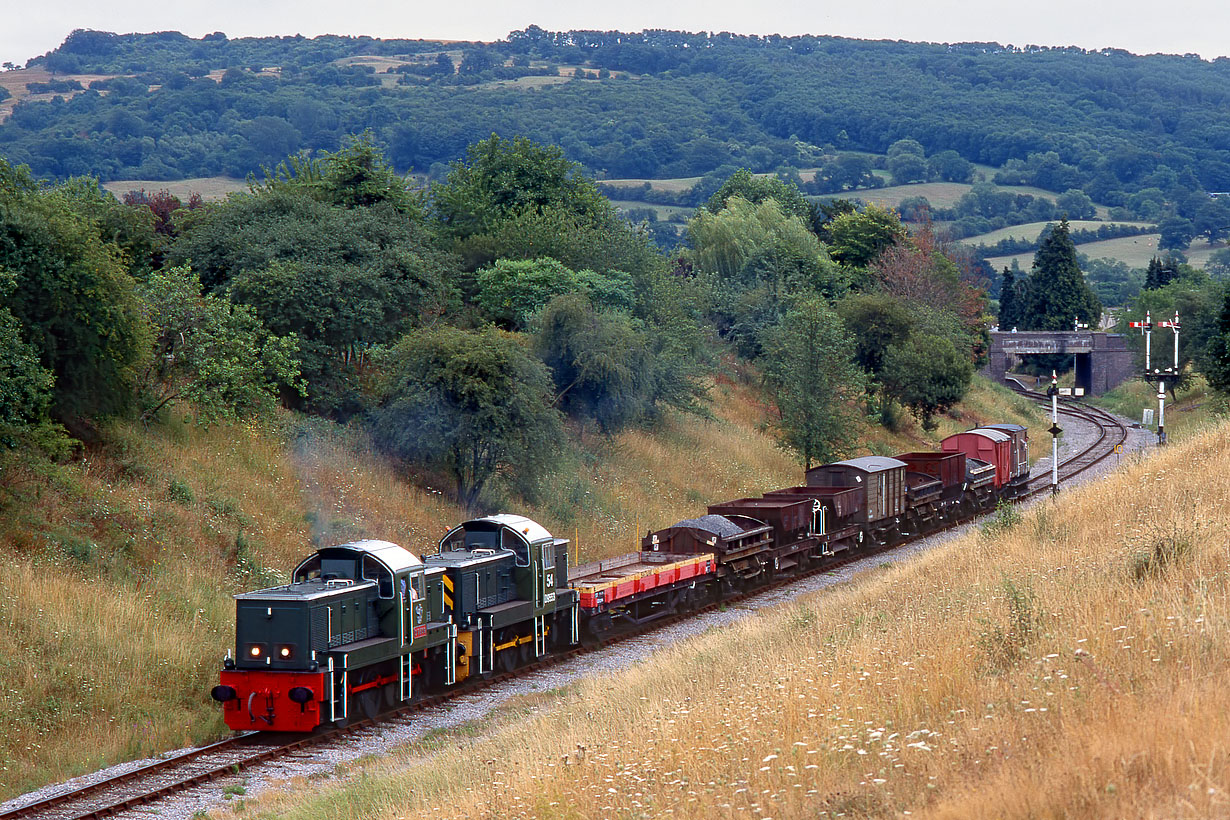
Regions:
[[211, 425, 1028, 732]]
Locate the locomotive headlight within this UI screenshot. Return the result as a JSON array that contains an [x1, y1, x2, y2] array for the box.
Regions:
[[248, 645, 263, 658], [279, 646, 293, 659]]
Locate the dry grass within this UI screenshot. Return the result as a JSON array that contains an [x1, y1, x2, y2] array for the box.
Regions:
[[220, 419, 1230, 820], [0, 416, 312, 795]]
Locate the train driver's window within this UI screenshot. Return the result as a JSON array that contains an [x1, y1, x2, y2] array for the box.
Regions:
[[362, 556, 394, 598], [502, 528, 530, 566]]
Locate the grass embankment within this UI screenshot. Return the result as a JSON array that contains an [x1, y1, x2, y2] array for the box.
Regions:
[[224, 418, 1230, 820], [0, 374, 1035, 799], [1092, 374, 1225, 443]]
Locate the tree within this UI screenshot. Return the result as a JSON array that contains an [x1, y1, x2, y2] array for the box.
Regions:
[[927, 150, 973, 183], [835, 292, 914, 378], [0, 161, 148, 429], [430, 134, 656, 279], [371, 326, 564, 508], [1202, 286, 1230, 393], [0, 271, 54, 445], [1158, 215, 1195, 252], [476, 258, 633, 331], [998, 267, 1022, 330], [533, 293, 653, 433], [1055, 188, 1095, 220], [881, 334, 973, 431], [432, 134, 612, 244], [136, 266, 304, 425], [1021, 219, 1102, 331], [1143, 256, 1181, 291], [759, 298, 863, 469], [688, 196, 845, 355], [824, 204, 907, 269], [1207, 247, 1230, 279], [703, 168, 815, 226], [888, 153, 928, 186]]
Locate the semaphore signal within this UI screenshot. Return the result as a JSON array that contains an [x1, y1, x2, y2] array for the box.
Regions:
[[1131, 310, 1180, 444]]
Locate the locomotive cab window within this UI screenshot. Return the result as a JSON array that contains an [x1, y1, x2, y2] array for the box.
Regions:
[[502, 528, 530, 566], [362, 556, 394, 599], [321, 556, 357, 580], [540, 542, 555, 569], [294, 555, 321, 582]]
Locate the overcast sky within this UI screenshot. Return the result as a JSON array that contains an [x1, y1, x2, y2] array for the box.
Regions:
[[5, 0, 1230, 69]]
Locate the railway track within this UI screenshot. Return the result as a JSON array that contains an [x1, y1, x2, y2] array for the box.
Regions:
[[2, 395, 1135, 820], [1005, 380, 1130, 493]]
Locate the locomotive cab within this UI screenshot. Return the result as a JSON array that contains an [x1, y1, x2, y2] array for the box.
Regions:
[[427, 515, 578, 678], [213, 540, 450, 732]]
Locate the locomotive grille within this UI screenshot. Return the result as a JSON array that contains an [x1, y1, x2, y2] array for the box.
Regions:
[[310, 606, 329, 652]]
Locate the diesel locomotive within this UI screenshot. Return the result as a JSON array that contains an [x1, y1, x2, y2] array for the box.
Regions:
[[213, 426, 1027, 732]]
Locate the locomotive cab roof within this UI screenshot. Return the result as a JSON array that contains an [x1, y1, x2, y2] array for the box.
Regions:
[[294, 539, 422, 577], [438, 514, 562, 551]]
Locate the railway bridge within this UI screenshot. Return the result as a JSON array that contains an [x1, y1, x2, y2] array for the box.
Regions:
[[984, 330, 1135, 395]]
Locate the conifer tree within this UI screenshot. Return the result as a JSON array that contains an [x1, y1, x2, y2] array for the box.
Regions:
[[998, 267, 1019, 329], [1022, 219, 1101, 330]]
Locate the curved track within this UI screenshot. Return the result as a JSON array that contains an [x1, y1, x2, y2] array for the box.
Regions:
[[1004, 379, 1130, 494], [1, 392, 1134, 820]]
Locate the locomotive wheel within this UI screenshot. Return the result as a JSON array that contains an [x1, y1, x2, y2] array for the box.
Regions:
[[354, 669, 383, 719]]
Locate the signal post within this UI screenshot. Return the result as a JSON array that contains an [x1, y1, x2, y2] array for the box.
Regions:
[[1128, 311, 1181, 445]]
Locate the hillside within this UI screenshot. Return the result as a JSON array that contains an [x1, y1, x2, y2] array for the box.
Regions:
[[7, 27, 1230, 201], [213, 415, 1230, 820], [0, 377, 1041, 800]]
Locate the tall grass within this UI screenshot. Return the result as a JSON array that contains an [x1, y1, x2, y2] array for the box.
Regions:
[[0, 373, 1054, 799], [222, 420, 1230, 820], [1094, 373, 1224, 443]]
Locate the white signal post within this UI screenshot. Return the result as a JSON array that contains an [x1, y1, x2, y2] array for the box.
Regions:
[[1046, 370, 1060, 495]]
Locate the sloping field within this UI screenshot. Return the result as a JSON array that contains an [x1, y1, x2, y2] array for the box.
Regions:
[[101, 176, 249, 201], [601, 175, 704, 193], [962, 220, 1154, 246], [0, 67, 119, 121], [988, 235, 1221, 271]]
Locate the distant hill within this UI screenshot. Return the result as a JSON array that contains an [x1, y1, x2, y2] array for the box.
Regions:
[[4, 26, 1230, 207]]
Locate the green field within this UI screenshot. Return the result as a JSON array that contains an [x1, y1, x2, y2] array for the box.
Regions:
[[102, 176, 250, 201], [601, 175, 704, 193], [608, 199, 693, 222], [987, 234, 1222, 270], [961, 220, 1154, 246]]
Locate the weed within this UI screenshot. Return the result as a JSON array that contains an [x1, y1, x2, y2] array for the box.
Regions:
[[980, 499, 1022, 538], [167, 479, 195, 505], [1129, 531, 1192, 581], [222, 784, 246, 797], [978, 576, 1040, 671]]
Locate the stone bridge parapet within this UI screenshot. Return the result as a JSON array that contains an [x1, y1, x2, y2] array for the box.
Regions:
[[985, 331, 1135, 395]]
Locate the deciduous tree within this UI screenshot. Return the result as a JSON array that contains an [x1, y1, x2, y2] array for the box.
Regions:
[[371, 326, 564, 509], [759, 298, 863, 469]]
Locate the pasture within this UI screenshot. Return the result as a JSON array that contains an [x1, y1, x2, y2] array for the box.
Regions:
[[962, 220, 1154, 246], [102, 176, 249, 201], [987, 234, 1222, 271]]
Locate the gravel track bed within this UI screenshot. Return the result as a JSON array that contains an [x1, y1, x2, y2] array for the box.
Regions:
[[4, 407, 1158, 820]]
